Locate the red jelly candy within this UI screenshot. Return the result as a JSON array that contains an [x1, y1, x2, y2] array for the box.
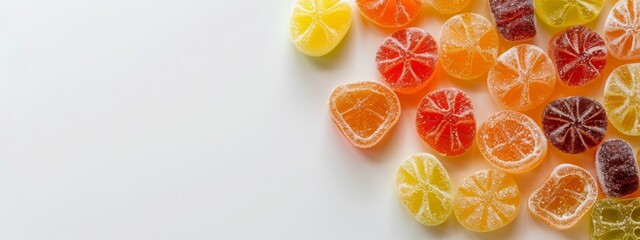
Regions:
[[542, 96, 607, 154], [489, 0, 536, 41], [549, 26, 607, 87], [376, 28, 438, 94], [596, 139, 640, 197], [416, 88, 476, 157]]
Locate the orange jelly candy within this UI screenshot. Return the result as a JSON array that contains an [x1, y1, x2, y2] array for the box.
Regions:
[[356, 0, 423, 28], [328, 81, 401, 148], [528, 164, 598, 230]]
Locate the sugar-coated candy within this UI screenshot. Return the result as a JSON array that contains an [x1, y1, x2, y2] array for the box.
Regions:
[[541, 96, 607, 154], [416, 88, 476, 157], [396, 153, 453, 226], [454, 169, 520, 232], [439, 13, 499, 80], [328, 81, 401, 148], [604, 0, 640, 60], [528, 164, 598, 230], [356, 0, 423, 27], [428, 0, 470, 14], [549, 26, 607, 87], [489, 0, 536, 41], [289, 0, 352, 57], [477, 110, 547, 174], [376, 28, 438, 94], [534, 0, 604, 27], [590, 198, 640, 240], [596, 139, 640, 198], [604, 63, 640, 136]]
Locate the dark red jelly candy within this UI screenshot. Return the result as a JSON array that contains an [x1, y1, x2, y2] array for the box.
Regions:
[[541, 96, 607, 154], [489, 0, 536, 41], [549, 26, 607, 87], [596, 139, 640, 197]]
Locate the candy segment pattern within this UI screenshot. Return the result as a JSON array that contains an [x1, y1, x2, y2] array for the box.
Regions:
[[534, 0, 604, 27], [290, 0, 352, 56], [356, 0, 423, 27], [549, 26, 607, 87], [603, 63, 640, 136], [604, 0, 640, 60]]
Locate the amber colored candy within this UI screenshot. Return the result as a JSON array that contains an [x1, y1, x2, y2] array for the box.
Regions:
[[596, 139, 640, 198], [603, 63, 640, 136], [328, 81, 401, 148], [604, 0, 640, 60], [356, 0, 423, 28], [590, 198, 640, 240], [489, 0, 536, 41], [549, 26, 607, 87]]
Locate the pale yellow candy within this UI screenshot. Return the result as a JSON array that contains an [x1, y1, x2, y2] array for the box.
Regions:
[[289, 0, 352, 57]]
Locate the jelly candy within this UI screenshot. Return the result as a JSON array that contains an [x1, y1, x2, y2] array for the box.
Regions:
[[590, 198, 640, 240], [356, 0, 423, 28], [289, 0, 352, 57], [428, 0, 470, 14], [488, 0, 536, 41], [596, 139, 640, 198], [416, 88, 476, 157], [477, 110, 547, 174], [603, 63, 640, 136], [604, 0, 640, 60], [453, 169, 520, 232], [541, 96, 607, 154], [534, 0, 604, 27], [376, 28, 438, 94], [396, 153, 453, 226], [528, 164, 598, 230], [328, 81, 401, 148], [549, 26, 607, 87], [439, 13, 499, 80]]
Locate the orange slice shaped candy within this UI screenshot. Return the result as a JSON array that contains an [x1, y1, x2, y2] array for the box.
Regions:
[[356, 0, 424, 28], [329, 81, 401, 148]]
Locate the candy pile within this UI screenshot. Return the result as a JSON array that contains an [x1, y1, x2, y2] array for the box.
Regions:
[[289, 0, 640, 236]]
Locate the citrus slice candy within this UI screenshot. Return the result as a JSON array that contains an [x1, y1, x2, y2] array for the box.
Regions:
[[376, 27, 438, 94], [596, 139, 640, 198], [603, 63, 640, 136], [549, 26, 607, 87], [428, 0, 470, 14], [489, 0, 536, 41], [487, 44, 556, 111], [395, 153, 454, 226], [590, 198, 640, 240], [328, 81, 401, 148], [416, 88, 476, 157], [439, 13, 499, 80], [356, 0, 423, 28], [477, 110, 547, 174], [534, 0, 604, 27], [454, 169, 520, 232], [528, 164, 598, 230], [604, 0, 640, 60], [289, 0, 352, 57]]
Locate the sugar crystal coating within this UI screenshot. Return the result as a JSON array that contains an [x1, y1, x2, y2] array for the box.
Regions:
[[591, 198, 640, 240], [596, 139, 640, 198], [289, 0, 352, 57], [603, 63, 640, 136], [428, 0, 470, 14], [549, 26, 607, 87], [534, 0, 604, 27], [604, 0, 640, 60], [356, 0, 423, 27], [489, 0, 536, 41]]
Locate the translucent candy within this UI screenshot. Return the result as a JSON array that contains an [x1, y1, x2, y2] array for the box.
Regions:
[[528, 164, 598, 230], [453, 169, 520, 232], [416, 88, 476, 157], [596, 139, 640, 198], [590, 198, 640, 240], [487, 44, 556, 111], [477, 110, 547, 174], [356, 0, 423, 27], [328, 81, 401, 148], [603, 63, 640, 136], [541, 96, 608, 154], [428, 0, 470, 14], [396, 153, 453, 226], [604, 0, 640, 60], [439, 13, 499, 80], [549, 26, 607, 87], [376, 28, 438, 94], [289, 0, 352, 57], [534, 0, 604, 27], [488, 0, 536, 41]]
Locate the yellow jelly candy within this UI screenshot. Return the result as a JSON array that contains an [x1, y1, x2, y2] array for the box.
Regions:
[[534, 0, 604, 27], [428, 0, 470, 14], [395, 153, 454, 226], [604, 63, 640, 136], [289, 0, 352, 57], [590, 198, 640, 240]]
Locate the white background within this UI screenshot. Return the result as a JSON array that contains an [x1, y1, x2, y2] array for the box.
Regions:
[[0, 0, 638, 239]]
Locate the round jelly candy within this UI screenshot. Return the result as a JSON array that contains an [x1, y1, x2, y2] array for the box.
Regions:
[[356, 0, 423, 28], [396, 153, 453, 226], [328, 81, 401, 148], [289, 0, 352, 57], [487, 44, 556, 111], [534, 0, 604, 27], [428, 0, 470, 14], [541, 96, 607, 154], [477, 110, 547, 174], [454, 169, 520, 232], [376, 28, 438, 94], [489, 0, 536, 41], [549, 26, 607, 87], [604, 0, 640, 60], [604, 63, 640, 136], [416, 88, 476, 157], [596, 139, 640, 198], [590, 198, 640, 240], [439, 13, 499, 80], [528, 164, 598, 230]]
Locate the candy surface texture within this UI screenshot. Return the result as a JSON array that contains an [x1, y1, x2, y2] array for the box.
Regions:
[[604, 0, 640, 60], [356, 0, 423, 27], [591, 198, 640, 240], [428, 0, 470, 14], [604, 63, 640, 136], [289, 0, 352, 56], [489, 0, 536, 41], [534, 0, 604, 27], [549, 26, 607, 87], [596, 139, 640, 198]]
